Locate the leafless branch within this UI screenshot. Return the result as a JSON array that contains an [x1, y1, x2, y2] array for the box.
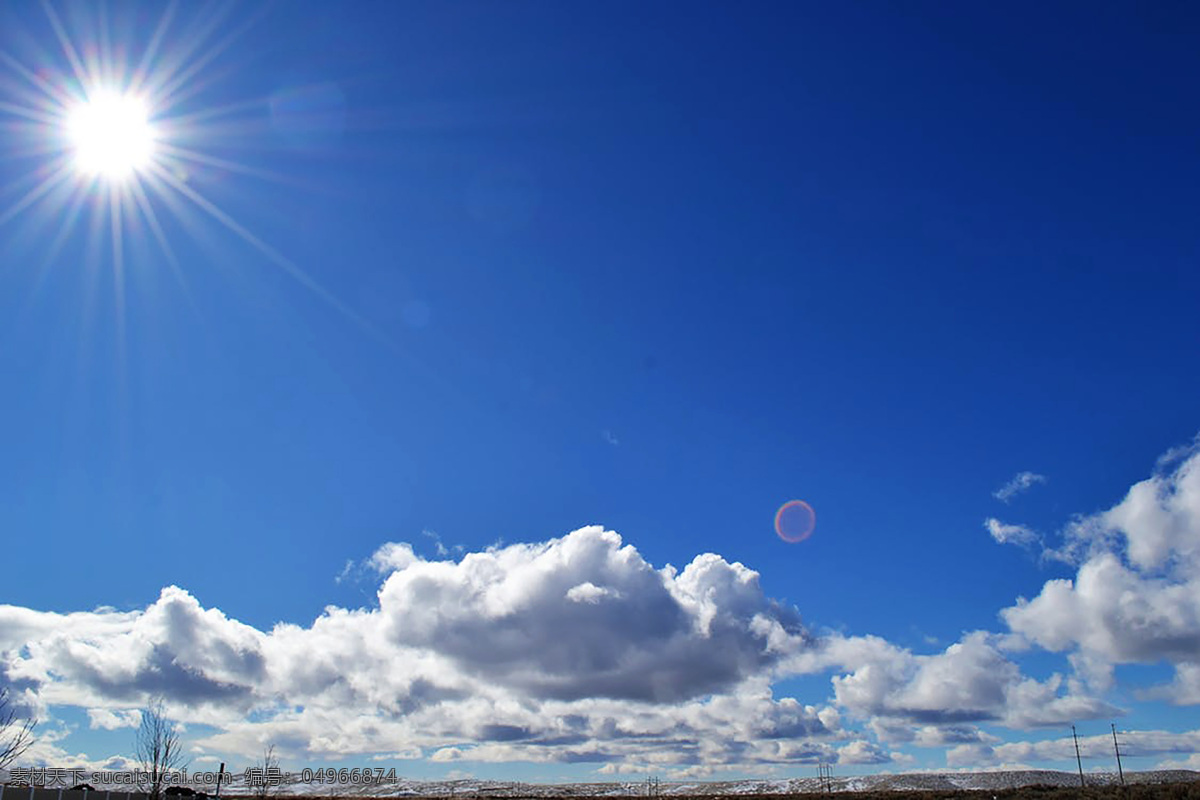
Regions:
[[134, 697, 187, 800], [0, 687, 36, 771], [252, 744, 280, 800]]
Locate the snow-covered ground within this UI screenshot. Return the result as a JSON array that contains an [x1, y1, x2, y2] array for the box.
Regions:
[[197, 769, 1200, 796], [4, 770, 1199, 797]]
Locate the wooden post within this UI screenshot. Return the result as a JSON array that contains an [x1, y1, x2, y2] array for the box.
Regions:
[[1112, 724, 1125, 786]]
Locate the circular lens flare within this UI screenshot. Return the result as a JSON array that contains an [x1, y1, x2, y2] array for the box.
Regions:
[[66, 90, 156, 180], [775, 500, 816, 543]]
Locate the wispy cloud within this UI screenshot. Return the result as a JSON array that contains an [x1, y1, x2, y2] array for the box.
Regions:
[[422, 529, 449, 557], [993, 471, 1046, 502], [1155, 433, 1199, 472], [984, 518, 1039, 547], [86, 708, 141, 730], [602, 429, 619, 446]]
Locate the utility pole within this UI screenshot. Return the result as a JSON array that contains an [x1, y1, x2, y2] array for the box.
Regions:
[[1072, 725, 1085, 788], [1111, 724, 1125, 787], [817, 763, 833, 794], [214, 764, 225, 800]]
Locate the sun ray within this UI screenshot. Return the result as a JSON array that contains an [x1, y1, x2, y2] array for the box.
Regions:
[[127, 177, 202, 322], [160, 143, 308, 187], [27, 181, 90, 293], [0, 45, 76, 112], [142, 1, 242, 105], [39, 0, 90, 93], [152, 11, 268, 113], [147, 161, 393, 345], [0, 159, 76, 227], [97, 1, 114, 84], [108, 181, 128, 393], [128, 1, 178, 97], [10, 183, 91, 341], [161, 96, 267, 129], [0, 0, 434, 411], [0, 99, 61, 127]]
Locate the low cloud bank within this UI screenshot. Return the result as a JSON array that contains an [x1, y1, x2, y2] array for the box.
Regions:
[[3, 442, 1200, 773]]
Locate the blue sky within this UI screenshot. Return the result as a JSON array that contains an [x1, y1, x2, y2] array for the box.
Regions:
[[1, 0, 1199, 783]]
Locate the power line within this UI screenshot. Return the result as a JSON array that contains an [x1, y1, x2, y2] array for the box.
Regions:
[[1072, 725, 1086, 789]]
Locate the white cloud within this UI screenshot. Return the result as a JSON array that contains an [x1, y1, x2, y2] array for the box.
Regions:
[[1004, 553, 1200, 662], [912, 725, 998, 748], [368, 542, 419, 573], [1143, 661, 1200, 705], [994, 471, 1047, 502], [1002, 444, 1200, 701], [985, 518, 1039, 547], [945, 743, 997, 768], [1157, 752, 1200, 770], [0, 527, 845, 770], [374, 528, 810, 703], [1100, 449, 1200, 571], [3, 586, 266, 715], [5, 474, 1197, 775], [837, 739, 891, 765], [86, 708, 141, 730], [810, 632, 1115, 731], [422, 530, 450, 557], [989, 728, 1200, 765], [565, 582, 621, 604]]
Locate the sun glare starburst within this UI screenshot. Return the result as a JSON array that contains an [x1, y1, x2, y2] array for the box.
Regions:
[[66, 90, 157, 180], [0, 1, 383, 350]]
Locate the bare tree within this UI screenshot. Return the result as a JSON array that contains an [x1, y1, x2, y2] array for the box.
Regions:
[[250, 744, 281, 800], [0, 687, 36, 771], [134, 698, 187, 800]]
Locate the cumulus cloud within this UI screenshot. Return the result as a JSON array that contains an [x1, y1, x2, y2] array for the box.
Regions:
[[3, 587, 265, 714], [1143, 661, 1200, 705], [994, 471, 1047, 502], [375, 528, 810, 703], [945, 743, 998, 768], [985, 518, 1039, 547], [1002, 443, 1200, 701], [815, 632, 1115, 731], [0, 528, 847, 770], [837, 739, 892, 765]]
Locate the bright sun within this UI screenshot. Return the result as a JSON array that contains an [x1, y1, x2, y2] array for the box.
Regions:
[[66, 90, 157, 180]]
